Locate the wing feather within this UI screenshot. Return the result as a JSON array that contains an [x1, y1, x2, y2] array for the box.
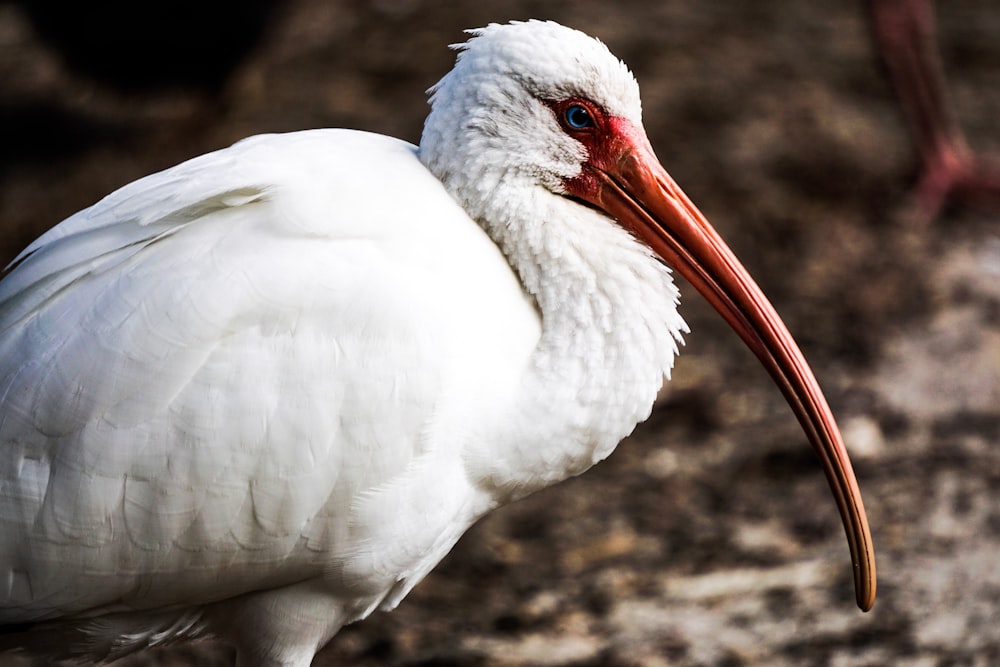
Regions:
[[0, 129, 540, 621]]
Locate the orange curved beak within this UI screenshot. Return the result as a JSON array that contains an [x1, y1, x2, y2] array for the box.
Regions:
[[577, 132, 876, 612]]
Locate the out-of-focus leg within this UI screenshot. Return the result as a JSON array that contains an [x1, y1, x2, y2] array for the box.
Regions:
[[869, 0, 1000, 223]]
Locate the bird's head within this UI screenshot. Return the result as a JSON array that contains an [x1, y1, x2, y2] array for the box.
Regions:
[[421, 21, 643, 206], [420, 20, 876, 612]]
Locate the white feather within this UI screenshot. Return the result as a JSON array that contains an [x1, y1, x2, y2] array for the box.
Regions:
[[0, 21, 687, 665]]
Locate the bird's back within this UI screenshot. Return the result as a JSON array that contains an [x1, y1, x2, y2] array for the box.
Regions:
[[0, 129, 539, 637]]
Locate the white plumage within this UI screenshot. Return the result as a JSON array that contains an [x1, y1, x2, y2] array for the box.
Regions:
[[0, 21, 874, 666]]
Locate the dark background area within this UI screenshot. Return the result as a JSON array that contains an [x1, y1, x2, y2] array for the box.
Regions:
[[1, 1, 999, 665]]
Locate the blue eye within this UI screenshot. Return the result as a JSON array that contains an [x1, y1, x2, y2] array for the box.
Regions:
[[564, 104, 593, 129]]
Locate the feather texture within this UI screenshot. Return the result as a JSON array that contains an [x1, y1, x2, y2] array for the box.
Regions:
[[0, 22, 691, 665]]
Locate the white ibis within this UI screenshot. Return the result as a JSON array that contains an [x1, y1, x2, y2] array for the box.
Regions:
[[0, 21, 876, 666]]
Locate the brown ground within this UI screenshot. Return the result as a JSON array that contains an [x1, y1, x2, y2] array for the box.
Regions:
[[1, 1, 999, 665]]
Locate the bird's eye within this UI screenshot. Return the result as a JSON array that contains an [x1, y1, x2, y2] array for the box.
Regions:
[[564, 104, 593, 130]]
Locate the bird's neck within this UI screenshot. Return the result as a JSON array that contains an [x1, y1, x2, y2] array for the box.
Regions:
[[438, 169, 688, 503]]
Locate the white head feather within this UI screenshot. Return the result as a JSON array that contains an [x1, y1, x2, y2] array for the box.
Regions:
[[419, 20, 644, 206]]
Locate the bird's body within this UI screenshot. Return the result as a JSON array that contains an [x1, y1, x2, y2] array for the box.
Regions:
[[0, 21, 874, 666], [0, 126, 680, 655]]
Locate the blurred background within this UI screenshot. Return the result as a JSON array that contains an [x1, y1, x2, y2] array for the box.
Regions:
[[1, 0, 999, 665]]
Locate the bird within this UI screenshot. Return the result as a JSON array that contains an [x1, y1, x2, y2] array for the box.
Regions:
[[0, 20, 876, 666]]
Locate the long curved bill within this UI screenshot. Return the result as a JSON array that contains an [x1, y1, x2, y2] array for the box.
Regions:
[[588, 140, 876, 612]]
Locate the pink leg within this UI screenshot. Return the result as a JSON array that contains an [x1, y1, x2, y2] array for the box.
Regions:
[[869, 0, 1000, 223]]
